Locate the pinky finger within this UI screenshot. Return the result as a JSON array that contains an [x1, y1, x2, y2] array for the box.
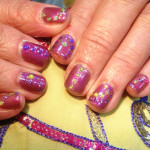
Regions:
[[0, 92, 25, 120], [126, 59, 150, 97]]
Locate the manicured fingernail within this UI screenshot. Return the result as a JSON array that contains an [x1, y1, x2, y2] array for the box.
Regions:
[[22, 42, 49, 66], [51, 34, 75, 60], [0, 92, 21, 109], [128, 74, 149, 93], [42, 7, 68, 23], [88, 83, 114, 109], [19, 72, 46, 93], [65, 65, 91, 95]]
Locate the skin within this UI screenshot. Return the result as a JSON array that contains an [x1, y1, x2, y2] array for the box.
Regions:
[[0, 0, 70, 120], [51, 0, 150, 113]]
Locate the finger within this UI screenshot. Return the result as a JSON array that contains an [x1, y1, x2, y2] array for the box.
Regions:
[[0, 0, 70, 37], [50, 0, 101, 64], [0, 23, 50, 71], [87, 3, 150, 113], [0, 59, 47, 100], [0, 92, 25, 120], [126, 59, 150, 97], [65, 0, 149, 96]]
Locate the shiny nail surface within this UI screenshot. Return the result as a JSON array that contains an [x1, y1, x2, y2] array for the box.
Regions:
[[65, 65, 91, 95], [42, 7, 68, 23], [51, 34, 75, 60], [0, 92, 21, 109], [129, 74, 149, 93], [19, 72, 46, 93], [22, 42, 49, 66], [88, 83, 114, 109]]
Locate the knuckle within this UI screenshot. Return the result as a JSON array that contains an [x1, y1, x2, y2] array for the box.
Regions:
[[6, 0, 29, 28], [113, 50, 139, 71], [82, 26, 114, 56]]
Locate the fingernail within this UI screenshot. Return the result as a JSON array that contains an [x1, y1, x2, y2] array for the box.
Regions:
[[88, 83, 114, 109], [65, 64, 91, 95], [41, 7, 68, 23], [22, 42, 49, 66], [19, 72, 46, 93], [128, 74, 149, 93], [0, 92, 21, 109], [51, 34, 75, 60]]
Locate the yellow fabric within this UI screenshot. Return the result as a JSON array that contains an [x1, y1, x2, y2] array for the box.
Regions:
[[1, 59, 150, 150]]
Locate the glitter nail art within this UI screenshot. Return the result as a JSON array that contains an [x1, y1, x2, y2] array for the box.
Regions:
[[65, 64, 91, 95], [22, 42, 49, 66], [19, 72, 46, 93], [0, 92, 21, 109], [51, 34, 75, 60], [88, 83, 114, 109], [42, 7, 68, 23], [129, 74, 149, 93]]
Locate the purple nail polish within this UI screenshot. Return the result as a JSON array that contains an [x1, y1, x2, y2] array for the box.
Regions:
[[129, 74, 149, 93], [88, 83, 114, 109], [0, 92, 21, 109], [51, 34, 75, 60], [65, 65, 91, 95], [19, 72, 46, 93], [42, 7, 68, 23], [22, 42, 49, 66]]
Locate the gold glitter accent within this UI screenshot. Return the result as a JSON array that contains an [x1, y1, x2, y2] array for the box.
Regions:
[[28, 75, 34, 80], [62, 42, 67, 46], [94, 93, 98, 97], [76, 74, 80, 77], [0, 101, 4, 106], [105, 91, 109, 95], [61, 8, 65, 12], [54, 16, 58, 20], [9, 93, 14, 96], [104, 85, 108, 89], [72, 79, 77, 84], [41, 13, 46, 18], [87, 107, 107, 142], [133, 102, 150, 141], [47, 18, 51, 21], [79, 67, 84, 71], [90, 93, 93, 96], [69, 85, 73, 89], [134, 80, 138, 84]]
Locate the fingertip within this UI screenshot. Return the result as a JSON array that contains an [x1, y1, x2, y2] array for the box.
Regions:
[[0, 92, 25, 120]]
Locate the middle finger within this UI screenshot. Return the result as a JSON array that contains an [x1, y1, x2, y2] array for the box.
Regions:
[[65, 0, 149, 96]]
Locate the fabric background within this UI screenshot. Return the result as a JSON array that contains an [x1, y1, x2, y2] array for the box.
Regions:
[[1, 59, 150, 150]]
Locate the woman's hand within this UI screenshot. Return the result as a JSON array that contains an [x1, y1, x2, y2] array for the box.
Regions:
[[51, 0, 150, 113], [0, 0, 70, 120]]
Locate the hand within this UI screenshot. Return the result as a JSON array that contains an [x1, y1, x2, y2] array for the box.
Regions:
[[0, 0, 70, 120], [51, 0, 150, 113]]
